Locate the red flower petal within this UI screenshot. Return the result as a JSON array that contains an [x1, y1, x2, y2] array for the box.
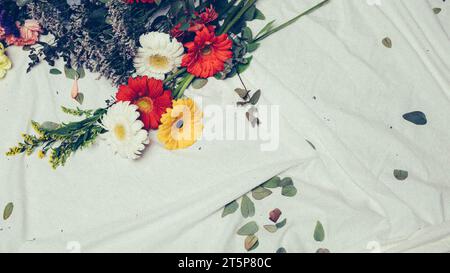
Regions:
[[147, 78, 164, 99]]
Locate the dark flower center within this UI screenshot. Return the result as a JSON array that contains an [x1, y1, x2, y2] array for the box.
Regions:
[[201, 45, 212, 56]]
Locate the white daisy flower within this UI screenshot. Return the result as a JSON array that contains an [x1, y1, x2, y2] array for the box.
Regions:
[[134, 32, 185, 80], [101, 101, 149, 160]]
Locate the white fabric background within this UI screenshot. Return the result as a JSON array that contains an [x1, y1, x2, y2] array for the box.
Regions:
[[0, 0, 449, 252]]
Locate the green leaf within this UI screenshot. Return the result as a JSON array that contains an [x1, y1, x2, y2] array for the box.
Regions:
[[249, 89, 261, 105], [75, 93, 84, 105], [64, 66, 79, 80], [237, 221, 259, 236], [237, 56, 253, 74], [251, 186, 272, 200], [246, 42, 260, 53], [382, 37, 392, 48], [264, 224, 277, 233], [41, 121, 60, 131], [245, 235, 259, 251], [192, 78, 208, 89], [276, 218, 287, 229], [394, 170, 408, 181], [314, 221, 325, 242], [242, 27, 253, 41], [3, 202, 13, 220], [254, 9, 266, 20], [234, 88, 249, 99], [281, 185, 297, 197], [241, 194, 255, 218], [276, 247, 287, 253], [76, 67, 85, 79], [50, 68, 62, 75], [222, 200, 239, 217], [255, 20, 276, 40], [280, 177, 293, 187], [262, 176, 281, 188]]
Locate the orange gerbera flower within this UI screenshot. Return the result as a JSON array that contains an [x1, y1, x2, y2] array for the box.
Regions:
[[181, 27, 233, 78], [115, 76, 172, 130]]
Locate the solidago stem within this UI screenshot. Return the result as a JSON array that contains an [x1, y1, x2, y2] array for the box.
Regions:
[[164, 68, 187, 84], [253, 0, 330, 42]]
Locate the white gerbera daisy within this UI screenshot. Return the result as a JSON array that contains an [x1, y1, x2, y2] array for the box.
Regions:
[[101, 101, 149, 160], [134, 32, 184, 80]]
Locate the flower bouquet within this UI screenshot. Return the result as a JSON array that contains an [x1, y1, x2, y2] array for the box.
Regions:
[[5, 0, 329, 168]]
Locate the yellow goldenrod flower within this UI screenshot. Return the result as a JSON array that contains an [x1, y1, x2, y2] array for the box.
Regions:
[[38, 150, 45, 159], [157, 98, 203, 150]]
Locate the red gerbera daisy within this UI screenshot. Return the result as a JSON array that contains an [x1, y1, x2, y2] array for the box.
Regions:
[[181, 27, 233, 78], [116, 76, 172, 130]]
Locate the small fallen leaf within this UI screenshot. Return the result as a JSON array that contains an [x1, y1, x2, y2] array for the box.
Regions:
[[262, 176, 281, 188], [49, 68, 62, 75], [241, 194, 255, 218], [433, 8, 442, 14], [394, 169, 408, 181], [316, 248, 330, 253], [264, 225, 277, 233], [3, 202, 14, 220], [276, 247, 287, 253], [192, 78, 208, 89], [251, 186, 272, 200], [403, 111, 427, 125], [280, 177, 293, 187], [75, 92, 84, 105], [276, 218, 287, 229], [314, 221, 325, 242], [245, 235, 259, 251], [222, 200, 239, 218], [237, 221, 259, 236], [281, 185, 297, 197], [382, 37, 392, 48]]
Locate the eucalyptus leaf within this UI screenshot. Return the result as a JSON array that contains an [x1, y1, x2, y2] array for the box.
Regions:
[[276, 247, 287, 253], [245, 235, 259, 251], [76, 67, 85, 79], [280, 177, 293, 187], [249, 89, 261, 105], [237, 221, 259, 236], [394, 169, 408, 181], [251, 186, 272, 200], [314, 221, 325, 242], [3, 202, 13, 220], [192, 78, 208, 89], [281, 185, 297, 197], [262, 176, 281, 188], [75, 93, 84, 105], [403, 111, 427, 125], [276, 218, 287, 229], [264, 225, 277, 233], [222, 200, 239, 217], [50, 68, 62, 75], [234, 88, 249, 99], [382, 37, 392, 48], [64, 66, 79, 80], [241, 194, 255, 218]]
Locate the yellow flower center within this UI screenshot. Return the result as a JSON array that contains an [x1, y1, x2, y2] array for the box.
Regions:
[[149, 54, 169, 70], [114, 124, 127, 141], [135, 97, 154, 113], [201, 45, 212, 56]]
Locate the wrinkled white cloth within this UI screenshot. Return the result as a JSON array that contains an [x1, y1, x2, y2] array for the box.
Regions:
[[0, 0, 449, 253]]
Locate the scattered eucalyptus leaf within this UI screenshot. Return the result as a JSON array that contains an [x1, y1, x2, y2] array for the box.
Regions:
[[245, 235, 259, 251], [251, 186, 272, 200], [280, 177, 293, 187], [306, 139, 316, 150], [241, 194, 255, 218], [192, 78, 208, 89], [76, 67, 85, 79], [249, 89, 261, 105], [64, 66, 79, 80], [276, 247, 287, 253], [246, 42, 260, 53], [222, 200, 239, 217], [237, 221, 259, 236], [433, 8, 442, 14], [393, 169, 408, 181], [263, 176, 281, 188], [75, 92, 84, 105], [50, 68, 62, 75], [316, 248, 331, 253], [3, 202, 14, 220], [264, 225, 278, 233], [403, 111, 427, 125], [234, 88, 249, 99], [281, 185, 297, 197], [382, 37, 392, 48], [314, 221, 325, 242], [276, 218, 287, 229]]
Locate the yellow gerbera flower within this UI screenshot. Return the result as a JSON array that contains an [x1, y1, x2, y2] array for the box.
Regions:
[[0, 43, 12, 79], [157, 98, 203, 150]]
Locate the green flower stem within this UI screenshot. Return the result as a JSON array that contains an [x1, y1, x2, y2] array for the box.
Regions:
[[253, 0, 330, 43], [175, 74, 195, 99], [164, 68, 187, 84], [220, 0, 258, 35]]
